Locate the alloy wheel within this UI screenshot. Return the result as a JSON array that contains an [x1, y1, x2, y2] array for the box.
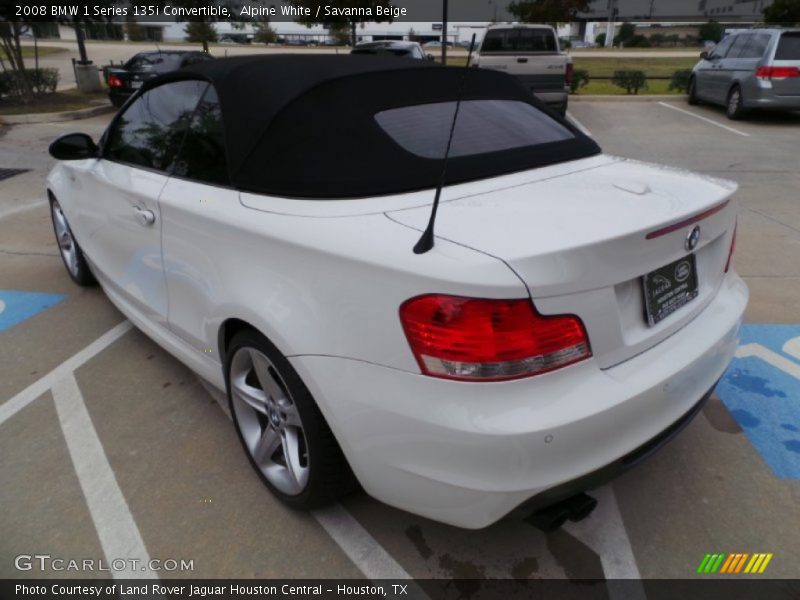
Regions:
[[51, 200, 80, 278], [229, 347, 310, 495], [728, 88, 742, 118]]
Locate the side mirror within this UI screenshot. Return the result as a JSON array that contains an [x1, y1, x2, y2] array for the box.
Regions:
[[700, 51, 710, 60], [426, 53, 434, 61], [49, 133, 99, 161]]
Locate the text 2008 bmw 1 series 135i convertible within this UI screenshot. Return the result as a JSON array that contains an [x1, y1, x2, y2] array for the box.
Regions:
[[47, 55, 747, 529]]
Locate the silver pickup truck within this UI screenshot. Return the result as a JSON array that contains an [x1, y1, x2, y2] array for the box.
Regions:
[[474, 23, 572, 116]]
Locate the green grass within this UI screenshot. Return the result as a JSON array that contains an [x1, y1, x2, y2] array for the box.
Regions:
[[3, 45, 68, 60], [573, 56, 697, 77], [571, 46, 702, 53], [0, 88, 109, 116], [576, 79, 683, 95]]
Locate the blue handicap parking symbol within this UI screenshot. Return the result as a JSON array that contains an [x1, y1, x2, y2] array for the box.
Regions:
[[0, 289, 66, 333], [717, 324, 800, 479]]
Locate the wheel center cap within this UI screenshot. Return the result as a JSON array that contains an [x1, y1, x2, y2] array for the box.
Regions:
[[269, 408, 281, 428]]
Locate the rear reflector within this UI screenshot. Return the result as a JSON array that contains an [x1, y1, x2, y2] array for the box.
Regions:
[[565, 62, 575, 86], [399, 295, 591, 381], [107, 74, 123, 88], [725, 221, 737, 273], [756, 66, 800, 80]]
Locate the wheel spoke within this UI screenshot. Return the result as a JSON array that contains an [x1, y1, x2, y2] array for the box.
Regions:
[[253, 427, 282, 466], [281, 428, 309, 491], [282, 403, 302, 428], [53, 210, 67, 237], [232, 376, 268, 415], [250, 350, 287, 404]]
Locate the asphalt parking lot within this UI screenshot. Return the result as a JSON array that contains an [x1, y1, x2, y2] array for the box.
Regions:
[[1, 99, 799, 589]]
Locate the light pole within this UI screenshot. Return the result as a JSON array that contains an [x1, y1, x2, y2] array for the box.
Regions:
[[442, 0, 448, 65], [605, 0, 617, 48]]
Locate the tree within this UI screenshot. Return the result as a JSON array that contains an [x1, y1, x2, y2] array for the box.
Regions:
[[287, 0, 396, 47], [125, 15, 147, 42], [329, 22, 352, 46], [254, 21, 278, 44], [0, 18, 34, 102], [614, 22, 636, 46], [698, 20, 723, 43], [185, 21, 218, 51], [54, 1, 121, 64], [763, 0, 800, 26], [507, 0, 591, 25], [155, 1, 241, 52]]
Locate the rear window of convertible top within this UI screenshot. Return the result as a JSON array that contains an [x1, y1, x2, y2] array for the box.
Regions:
[[374, 99, 574, 160]]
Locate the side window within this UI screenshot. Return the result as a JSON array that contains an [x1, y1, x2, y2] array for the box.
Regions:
[[172, 85, 229, 186], [739, 34, 771, 59], [710, 35, 735, 59], [104, 80, 209, 172], [728, 35, 752, 58]]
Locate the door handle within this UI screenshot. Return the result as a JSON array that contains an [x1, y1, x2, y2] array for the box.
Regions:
[[517, 57, 528, 63], [134, 207, 156, 226]]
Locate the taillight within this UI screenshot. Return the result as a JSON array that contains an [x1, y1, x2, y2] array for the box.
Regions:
[[565, 62, 574, 86], [725, 222, 737, 273], [756, 66, 800, 80], [107, 74, 123, 88], [399, 295, 591, 382]]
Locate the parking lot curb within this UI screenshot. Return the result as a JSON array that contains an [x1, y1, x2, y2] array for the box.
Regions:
[[570, 95, 688, 102], [0, 103, 115, 126]]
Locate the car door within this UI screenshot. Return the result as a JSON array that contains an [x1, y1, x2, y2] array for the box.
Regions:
[[718, 34, 753, 99], [74, 80, 209, 326], [701, 35, 736, 103], [158, 84, 239, 354]]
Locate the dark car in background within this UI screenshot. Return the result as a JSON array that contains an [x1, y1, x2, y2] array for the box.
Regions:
[[351, 41, 432, 60], [689, 28, 800, 119], [106, 51, 214, 107]]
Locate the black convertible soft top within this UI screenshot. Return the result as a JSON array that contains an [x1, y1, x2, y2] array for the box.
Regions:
[[143, 55, 601, 198]]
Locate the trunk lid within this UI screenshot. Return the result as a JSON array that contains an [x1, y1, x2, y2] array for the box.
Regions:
[[386, 157, 738, 368]]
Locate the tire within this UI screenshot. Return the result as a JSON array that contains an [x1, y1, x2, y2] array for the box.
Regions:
[[49, 197, 97, 287], [726, 85, 747, 120], [687, 77, 699, 106], [226, 329, 356, 508]]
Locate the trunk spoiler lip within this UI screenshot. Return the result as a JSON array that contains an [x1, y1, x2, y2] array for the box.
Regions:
[[645, 199, 731, 240]]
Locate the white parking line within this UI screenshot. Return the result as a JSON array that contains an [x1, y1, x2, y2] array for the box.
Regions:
[[52, 372, 156, 579], [313, 504, 420, 582], [565, 486, 647, 598], [567, 111, 593, 137], [0, 320, 133, 427], [658, 102, 751, 137]]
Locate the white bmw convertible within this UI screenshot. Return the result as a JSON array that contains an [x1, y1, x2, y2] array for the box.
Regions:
[[47, 55, 747, 529]]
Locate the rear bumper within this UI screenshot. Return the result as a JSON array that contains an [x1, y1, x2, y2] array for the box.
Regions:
[[534, 90, 569, 109], [509, 381, 716, 517], [290, 272, 748, 529], [744, 86, 800, 110]]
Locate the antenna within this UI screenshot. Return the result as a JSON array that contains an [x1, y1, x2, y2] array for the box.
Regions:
[[413, 33, 477, 255]]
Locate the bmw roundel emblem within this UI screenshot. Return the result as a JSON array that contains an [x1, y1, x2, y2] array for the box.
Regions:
[[685, 226, 701, 252]]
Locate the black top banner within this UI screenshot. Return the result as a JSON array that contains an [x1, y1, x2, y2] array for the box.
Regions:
[[5, 0, 782, 23]]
